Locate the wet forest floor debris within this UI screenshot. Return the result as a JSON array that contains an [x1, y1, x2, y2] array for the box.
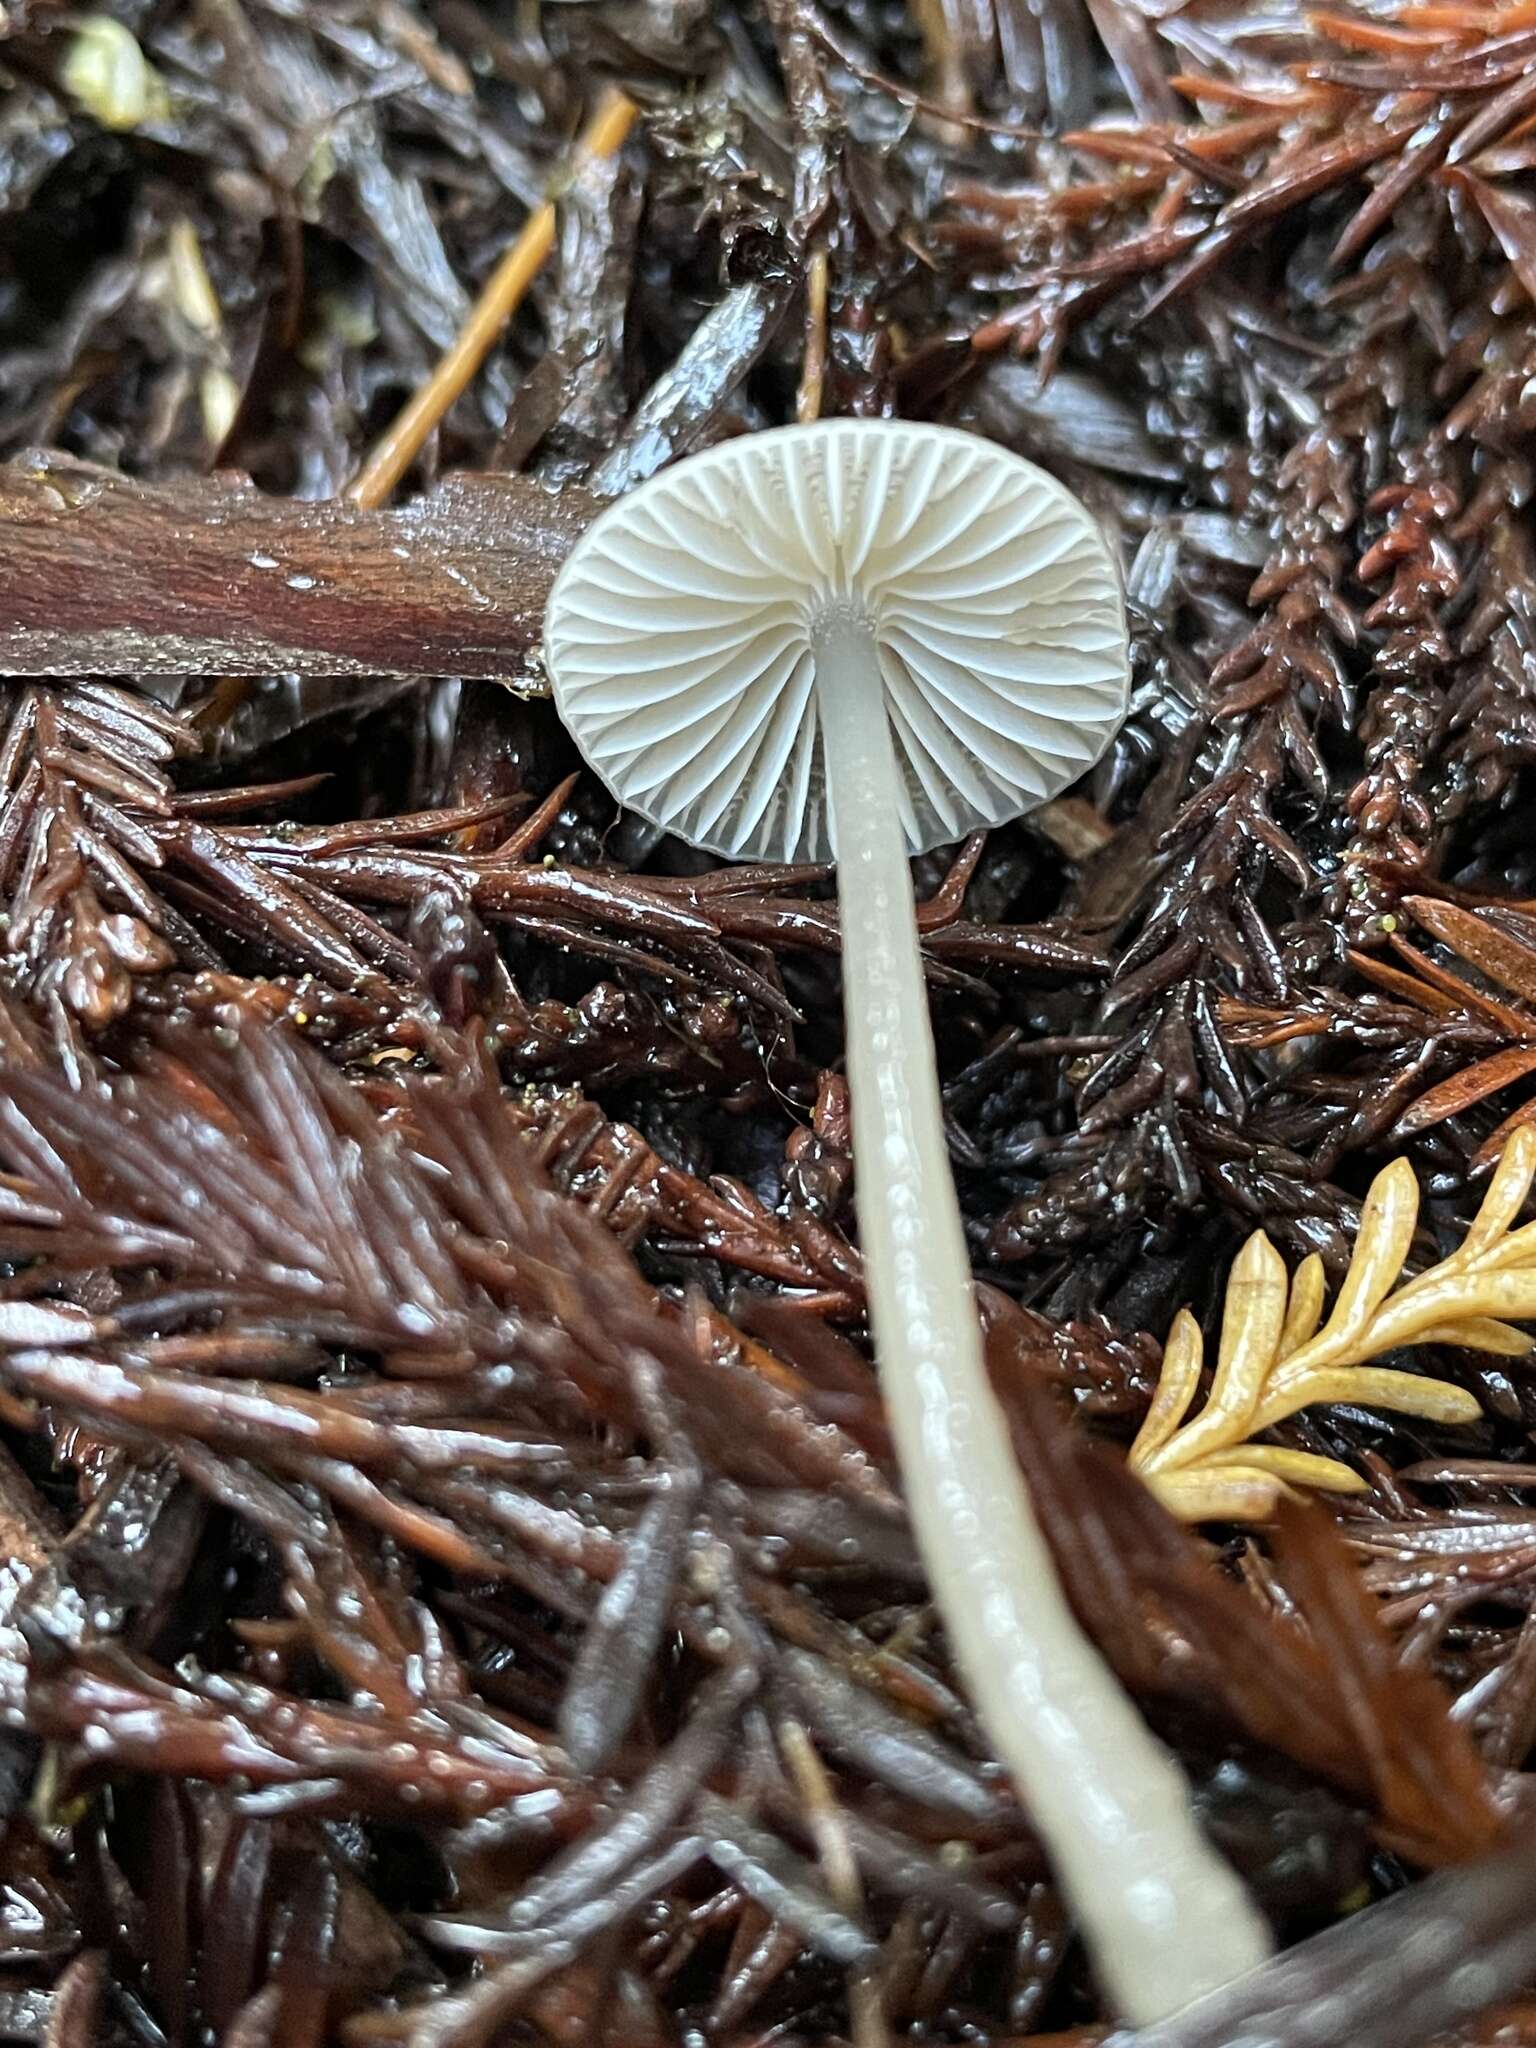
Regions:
[[6, 0, 1536, 2043]]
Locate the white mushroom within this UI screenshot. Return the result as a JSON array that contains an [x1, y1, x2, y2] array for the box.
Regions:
[[544, 419, 1271, 2022]]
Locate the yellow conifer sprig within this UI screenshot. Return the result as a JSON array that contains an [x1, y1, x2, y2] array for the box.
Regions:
[[1128, 1129, 1536, 1522]]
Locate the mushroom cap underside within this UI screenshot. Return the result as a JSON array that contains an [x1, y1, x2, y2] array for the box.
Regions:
[[544, 419, 1130, 863]]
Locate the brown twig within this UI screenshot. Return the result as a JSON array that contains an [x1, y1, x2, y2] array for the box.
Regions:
[[0, 453, 596, 677]]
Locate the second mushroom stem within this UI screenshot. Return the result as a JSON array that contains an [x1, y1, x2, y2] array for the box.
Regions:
[[811, 606, 1273, 2025]]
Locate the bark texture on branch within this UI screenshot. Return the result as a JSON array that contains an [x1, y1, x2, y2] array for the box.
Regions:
[[0, 451, 598, 679]]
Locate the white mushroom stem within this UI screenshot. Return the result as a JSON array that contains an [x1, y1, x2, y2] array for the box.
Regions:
[[812, 606, 1272, 2025]]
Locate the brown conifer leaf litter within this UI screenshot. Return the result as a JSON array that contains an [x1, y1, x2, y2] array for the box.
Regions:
[[5, 1, 1536, 2042]]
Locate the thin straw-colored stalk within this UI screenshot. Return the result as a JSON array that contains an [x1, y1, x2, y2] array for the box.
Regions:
[[811, 604, 1272, 2023], [796, 245, 830, 424], [346, 88, 638, 511]]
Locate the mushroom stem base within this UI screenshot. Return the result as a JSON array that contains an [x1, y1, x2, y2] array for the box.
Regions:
[[812, 611, 1272, 2025]]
